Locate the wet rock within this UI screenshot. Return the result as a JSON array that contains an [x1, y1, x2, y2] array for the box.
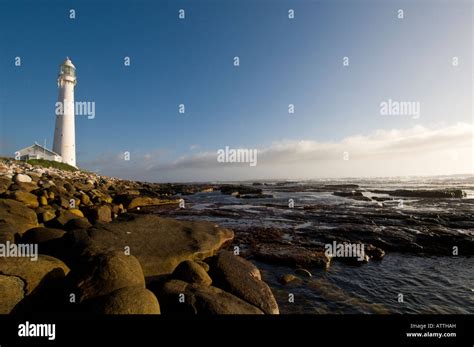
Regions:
[[254, 243, 331, 269], [324, 184, 359, 189], [371, 189, 466, 199], [208, 250, 279, 314], [172, 260, 212, 286], [334, 254, 369, 265], [220, 185, 263, 196], [240, 194, 274, 199], [333, 191, 371, 201], [365, 244, 385, 260], [279, 274, 297, 284], [0, 199, 38, 234]]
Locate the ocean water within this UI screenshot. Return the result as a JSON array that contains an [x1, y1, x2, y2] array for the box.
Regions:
[[163, 177, 474, 314], [256, 254, 474, 314]]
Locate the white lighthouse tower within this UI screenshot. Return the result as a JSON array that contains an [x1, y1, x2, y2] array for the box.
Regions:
[[53, 57, 77, 167]]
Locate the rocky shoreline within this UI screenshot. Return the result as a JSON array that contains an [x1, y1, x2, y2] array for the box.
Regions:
[[0, 159, 278, 314], [1, 158, 473, 315]]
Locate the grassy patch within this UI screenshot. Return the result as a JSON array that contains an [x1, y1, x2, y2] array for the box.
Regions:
[[26, 159, 78, 172]]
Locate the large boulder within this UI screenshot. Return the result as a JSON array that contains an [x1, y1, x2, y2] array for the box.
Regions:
[[19, 227, 67, 258], [20, 227, 65, 244], [0, 220, 20, 243], [64, 217, 93, 231], [0, 255, 70, 295], [11, 181, 38, 193], [0, 275, 25, 313], [39, 195, 48, 206], [13, 191, 39, 208], [14, 174, 32, 183], [87, 286, 161, 314], [0, 177, 12, 194], [37, 207, 57, 224], [388, 189, 466, 199], [115, 195, 179, 210], [68, 209, 84, 218], [208, 250, 279, 314], [84, 214, 234, 278], [50, 209, 83, 227], [157, 279, 263, 314], [128, 197, 178, 209], [74, 182, 94, 192], [88, 189, 113, 204], [0, 199, 38, 234], [79, 192, 91, 205], [69, 251, 145, 301], [82, 205, 112, 223], [172, 260, 212, 286]]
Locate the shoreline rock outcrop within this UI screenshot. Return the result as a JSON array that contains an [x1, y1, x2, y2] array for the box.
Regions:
[[0, 158, 279, 315]]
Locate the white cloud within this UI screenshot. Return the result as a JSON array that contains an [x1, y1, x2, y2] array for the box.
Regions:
[[83, 123, 473, 182]]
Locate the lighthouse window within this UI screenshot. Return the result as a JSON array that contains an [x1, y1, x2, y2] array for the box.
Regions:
[[61, 66, 75, 77]]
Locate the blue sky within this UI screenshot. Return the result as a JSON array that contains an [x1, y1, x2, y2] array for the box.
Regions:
[[0, 0, 472, 181]]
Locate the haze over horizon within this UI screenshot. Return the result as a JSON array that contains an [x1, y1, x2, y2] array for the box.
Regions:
[[0, 0, 472, 182]]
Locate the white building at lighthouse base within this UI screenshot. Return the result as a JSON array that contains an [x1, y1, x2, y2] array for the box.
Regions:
[[15, 143, 63, 162]]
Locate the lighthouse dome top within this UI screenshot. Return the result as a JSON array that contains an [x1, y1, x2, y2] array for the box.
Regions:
[[61, 57, 76, 69], [59, 57, 76, 79]]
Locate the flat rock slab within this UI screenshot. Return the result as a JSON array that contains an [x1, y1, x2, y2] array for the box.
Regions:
[[253, 243, 332, 269], [86, 214, 234, 278]]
